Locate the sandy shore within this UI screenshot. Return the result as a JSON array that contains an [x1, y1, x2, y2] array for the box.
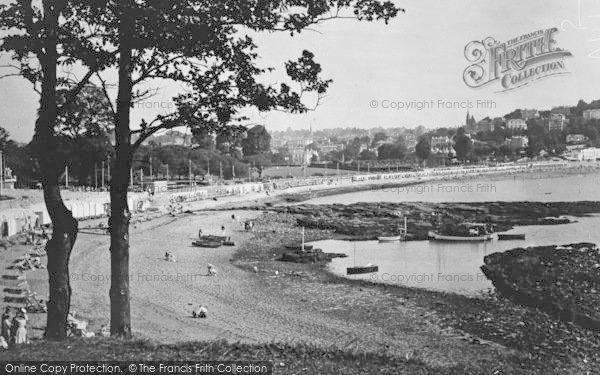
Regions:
[[53, 210, 516, 369], [3, 208, 512, 369]]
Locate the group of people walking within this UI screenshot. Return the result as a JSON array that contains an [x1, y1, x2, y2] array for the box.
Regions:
[[1, 307, 28, 348]]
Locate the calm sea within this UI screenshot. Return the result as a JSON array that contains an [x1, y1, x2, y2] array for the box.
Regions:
[[307, 172, 600, 295]]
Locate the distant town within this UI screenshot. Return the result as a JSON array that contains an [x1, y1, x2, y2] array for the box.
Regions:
[[2, 98, 600, 189], [268, 98, 600, 166]]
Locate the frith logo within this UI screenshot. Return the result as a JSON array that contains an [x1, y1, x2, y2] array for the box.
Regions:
[[463, 28, 573, 92]]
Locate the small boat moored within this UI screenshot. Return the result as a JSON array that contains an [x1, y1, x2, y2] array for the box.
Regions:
[[428, 222, 494, 242], [347, 264, 379, 275], [497, 233, 526, 240], [428, 231, 493, 242], [377, 236, 402, 242], [192, 240, 221, 248]]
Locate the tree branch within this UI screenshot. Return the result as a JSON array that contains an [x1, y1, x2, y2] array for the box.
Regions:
[[131, 114, 179, 150], [95, 72, 117, 121], [56, 69, 96, 115]]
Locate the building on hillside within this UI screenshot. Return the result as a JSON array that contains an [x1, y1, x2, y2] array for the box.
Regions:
[[505, 136, 529, 152], [566, 134, 588, 145], [404, 134, 418, 153], [583, 109, 600, 120], [548, 113, 567, 131], [288, 147, 318, 165], [507, 119, 527, 130], [431, 136, 452, 148], [576, 148, 600, 161], [286, 139, 314, 148], [318, 143, 344, 154], [430, 136, 454, 155], [465, 111, 477, 132], [475, 117, 495, 133]]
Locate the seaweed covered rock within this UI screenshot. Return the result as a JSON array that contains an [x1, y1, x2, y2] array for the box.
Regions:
[[269, 201, 600, 241], [481, 242, 600, 331], [280, 248, 347, 264]]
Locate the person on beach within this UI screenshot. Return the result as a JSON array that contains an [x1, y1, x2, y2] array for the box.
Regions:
[[207, 264, 217, 276], [198, 228, 203, 239], [231, 214, 235, 221], [192, 305, 207, 318], [221, 225, 226, 235], [1, 308, 11, 343], [12, 308, 27, 345]]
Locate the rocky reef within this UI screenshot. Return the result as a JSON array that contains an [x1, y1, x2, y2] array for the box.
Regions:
[[481, 242, 600, 331], [280, 248, 347, 263], [248, 201, 600, 240]]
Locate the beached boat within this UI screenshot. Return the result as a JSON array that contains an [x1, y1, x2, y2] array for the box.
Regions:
[[347, 265, 379, 275], [200, 235, 228, 242], [377, 236, 402, 242], [497, 233, 526, 240], [192, 240, 221, 248], [428, 231, 493, 242]]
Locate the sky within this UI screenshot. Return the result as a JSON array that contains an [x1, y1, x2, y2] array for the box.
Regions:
[[1, 0, 600, 142]]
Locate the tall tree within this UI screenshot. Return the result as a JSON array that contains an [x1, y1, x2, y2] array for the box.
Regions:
[[453, 128, 473, 162], [242, 125, 271, 156], [377, 142, 406, 160], [370, 131, 387, 147], [0, 0, 114, 339], [72, 0, 402, 337], [415, 136, 431, 165], [0, 126, 9, 148]]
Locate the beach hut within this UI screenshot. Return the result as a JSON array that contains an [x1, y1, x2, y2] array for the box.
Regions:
[[1, 218, 8, 238], [82, 202, 91, 218], [5, 217, 18, 237], [95, 203, 106, 218], [34, 210, 51, 226], [127, 198, 134, 211], [69, 203, 80, 219]]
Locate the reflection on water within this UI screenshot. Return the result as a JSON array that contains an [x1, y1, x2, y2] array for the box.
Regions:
[[315, 215, 600, 295]]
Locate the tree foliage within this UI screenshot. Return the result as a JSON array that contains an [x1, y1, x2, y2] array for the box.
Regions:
[[415, 136, 431, 161], [242, 125, 271, 156], [377, 142, 406, 160], [453, 127, 473, 162], [1, 0, 404, 338]]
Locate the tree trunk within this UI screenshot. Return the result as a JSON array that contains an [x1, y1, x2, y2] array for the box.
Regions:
[[34, 0, 78, 341], [108, 155, 132, 337], [43, 183, 78, 340], [109, 21, 133, 337]]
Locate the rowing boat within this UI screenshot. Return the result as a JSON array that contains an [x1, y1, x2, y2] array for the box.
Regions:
[[192, 240, 221, 248], [377, 236, 402, 242], [347, 265, 379, 275], [428, 231, 493, 242], [497, 233, 525, 240]]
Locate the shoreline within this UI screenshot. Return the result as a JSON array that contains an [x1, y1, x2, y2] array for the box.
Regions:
[[1, 163, 600, 372], [208, 162, 600, 210]]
